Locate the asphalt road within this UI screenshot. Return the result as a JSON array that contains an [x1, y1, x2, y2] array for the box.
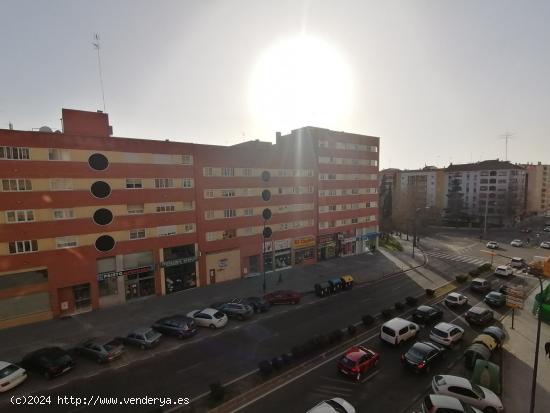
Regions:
[[237, 273, 528, 413], [2, 272, 423, 413]]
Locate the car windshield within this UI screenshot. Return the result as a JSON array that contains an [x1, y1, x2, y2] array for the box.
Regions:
[[406, 346, 427, 362], [0, 364, 19, 378], [339, 356, 356, 368], [324, 400, 347, 413], [470, 383, 485, 398], [214, 311, 225, 319], [447, 296, 457, 301], [431, 328, 448, 338], [487, 292, 500, 298], [144, 330, 157, 340]]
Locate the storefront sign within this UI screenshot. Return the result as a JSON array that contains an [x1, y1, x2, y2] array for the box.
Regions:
[[293, 236, 315, 249], [97, 265, 154, 281], [318, 234, 336, 244], [358, 232, 380, 241], [343, 237, 356, 244], [160, 256, 198, 267], [274, 239, 291, 250]]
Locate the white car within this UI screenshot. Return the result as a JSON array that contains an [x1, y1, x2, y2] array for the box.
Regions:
[[0, 361, 27, 392], [307, 398, 356, 413], [432, 375, 504, 412], [420, 394, 482, 413], [540, 241, 550, 249], [186, 308, 228, 329], [429, 322, 464, 347], [485, 241, 499, 249], [444, 292, 468, 307], [494, 265, 513, 277], [543, 227, 550, 232], [510, 239, 523, 247]]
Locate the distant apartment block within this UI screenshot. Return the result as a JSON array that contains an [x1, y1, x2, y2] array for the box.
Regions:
[[524, 162, 550, 216], [0, 110, 379, 328]]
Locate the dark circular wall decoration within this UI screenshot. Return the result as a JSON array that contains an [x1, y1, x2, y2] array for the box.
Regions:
[[95, 235, 115, 252], [88, 153, 109, 171], [93, 208, 113, 225], [90, 181, 111, 198]]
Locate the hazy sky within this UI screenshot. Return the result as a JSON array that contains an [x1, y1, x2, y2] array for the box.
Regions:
[[1, 0, 549, 169]]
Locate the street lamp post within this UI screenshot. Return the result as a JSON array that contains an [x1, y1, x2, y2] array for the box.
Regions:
[[262, 219, 267, 294]]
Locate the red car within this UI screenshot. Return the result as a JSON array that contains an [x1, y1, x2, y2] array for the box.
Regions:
[[337, 346, 380, 381], [263, 290, 301, 305]]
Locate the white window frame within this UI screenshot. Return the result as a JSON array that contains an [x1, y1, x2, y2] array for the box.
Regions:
[[2, 179, 32, 191], [181, 155, 193, 165], [183, 178, 194, 188], [53, 208, 75, 220], [6, 210, 35, 223], [154, 178, 175, 188], [126, 178, 143, 189], [0, 146, 30, 160], [243, 208, 253, 216], [129, 229, 146, 240], [127, 204, 144, 214], [8, 240, 38, 254], [48, 148, 71, 161], [224, 209, 237, 218], [56, 236, 78, 249], [50, 178, 73, 191], [157, 225, 177, 236], [156, 204, 176, 213]]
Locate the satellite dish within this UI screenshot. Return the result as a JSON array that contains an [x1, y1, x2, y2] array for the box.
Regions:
[[39, 126, 53, 132]]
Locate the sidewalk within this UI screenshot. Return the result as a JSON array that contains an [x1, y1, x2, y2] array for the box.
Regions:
[[0, 250, 401, 362], [502, 280, 550, 413]]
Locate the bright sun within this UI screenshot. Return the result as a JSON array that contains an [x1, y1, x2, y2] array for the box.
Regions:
[[249, 35, 353, 133]]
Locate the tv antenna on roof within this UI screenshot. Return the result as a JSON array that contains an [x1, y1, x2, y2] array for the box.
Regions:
[[499, 131, 514, 161], [92, 33, 106, 112]]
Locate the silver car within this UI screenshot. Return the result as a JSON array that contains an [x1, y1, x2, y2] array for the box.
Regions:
[[119, 328, 161, 349], [429, 322, 464, 347]]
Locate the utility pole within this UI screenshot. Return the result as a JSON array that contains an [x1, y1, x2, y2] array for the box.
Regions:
[[499, 132, 514, 161], [92, 33, 107, 112]]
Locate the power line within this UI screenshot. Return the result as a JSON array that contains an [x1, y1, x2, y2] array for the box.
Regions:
[[92, 33, 106, 112]]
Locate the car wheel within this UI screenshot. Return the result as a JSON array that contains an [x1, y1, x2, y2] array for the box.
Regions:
[[44, 371, 52, 380], [209, 324, 216, 329], [484, 408, 497, 413]]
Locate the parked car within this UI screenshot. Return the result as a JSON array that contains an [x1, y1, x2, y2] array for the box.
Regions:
[[0, 361, 27, 392], [484, 291, 505, 307], [264, 290, 301, 305], [464, 307, 494, 326], [186, 308, 228, 329], [429, 322, 464, 347], [510, 257, 527, 269], [337, 346, 380, 381], [401, 341, 445, 373], [432, 375, 504, 413], [380, 317, 419, 346], [211, 302, 254, 320], [445, 292, 468, 307], [485, 241, 499, 250], [420, 394, 482, 413], [540, 241, 550, 249], [470, 278, 490, 293], [232, 296, 270, 313], [21, 347, 75, 380], [75, 338, 125, 363], [482, 326, 505, 347], [494, 265, 513, 277], [152, 315, 198, 338], [543, 226, 550, 232], [307, 398, 356, 413], [118, 327, 161, 349], [510, 239, 523, 247], [413, 305, 444, 324]]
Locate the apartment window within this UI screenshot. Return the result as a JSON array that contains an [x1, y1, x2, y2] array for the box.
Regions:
[[181, 155, 193, 165], [222, 229, 236, 239], [153, 154, 172, 164], [0, 146, 30, 160], [329, 205, 337, 211], [53, 208, 75, 220], [2, 179, 32, 191], [206, 232, 219, 242], [224, 209, 237, 218], [205, 190, 214, 198], [243, 168, 253, 176], [351, 217, 358, 224], [156, 204, 176, 213], [56, 236, 78, 249], [205, 210, 215, 220], [126, 179, 143, 189], [183, 178, 194, 188], [6, 210, 34, 223], [203, 167, 213, 176], [244, 208, 253, 216], [155, 178, 175, 188], [157, 225, 177, 236], [129, 229, 146, 240], [328, 174, 337, 180], [222, 189, 236, 197], [328, 190, 337, 196], [221, 167, 235, 177], [351, 188, 359, 194], [127, 204, 144, 214], [50, 178, 73, 191], [341, 189, 348, 195], [48, 148, 70, 161], [8, 240, 38, 254], [183, 224, 195, 233]]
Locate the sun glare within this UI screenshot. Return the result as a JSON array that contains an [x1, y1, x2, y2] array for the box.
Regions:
[[249, 35, 353, 133]]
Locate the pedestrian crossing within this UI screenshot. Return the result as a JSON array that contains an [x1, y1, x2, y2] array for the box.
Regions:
[[424, 250, 487, 266]]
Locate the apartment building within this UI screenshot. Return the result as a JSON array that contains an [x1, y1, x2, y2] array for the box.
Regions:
[[397, 167, 445, 210], [524, 162, 550, 216], [444, 160, 526, 225], [0, 110, 379, 328]]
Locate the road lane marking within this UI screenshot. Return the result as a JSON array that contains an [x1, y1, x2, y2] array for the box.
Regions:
[[176, 362, 203, 375], [361, 369, 380, 383]]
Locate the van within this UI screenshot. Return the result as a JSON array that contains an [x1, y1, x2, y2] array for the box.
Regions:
[[380, 317, 419, 346], [510, 257, 526, 269], [470, 278, 490, 293]]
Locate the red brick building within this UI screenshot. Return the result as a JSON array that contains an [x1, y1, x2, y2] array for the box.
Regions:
[[0, 109, 379, 328]]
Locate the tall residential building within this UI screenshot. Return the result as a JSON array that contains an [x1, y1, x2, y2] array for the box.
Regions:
[[0, 110, 379, 328], [444, 160, 526, 225], [397, 167, 446, 210], [524, 162, 550, 216]]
